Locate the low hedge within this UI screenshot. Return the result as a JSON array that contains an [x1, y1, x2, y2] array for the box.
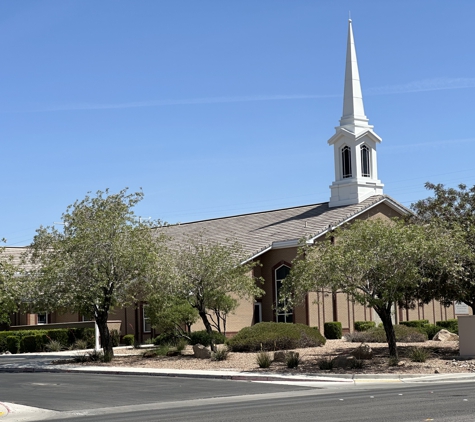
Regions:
[[6, 336, 20, 354], [123, 334, 135, 346], [419, 324, 440, 340], [399, 320, 429, 328], [0, 327, 97, 352], [227, 322, 326, 352], [347, 324, 427, 343], [324, 322, 342, 339], [354, 321, 376, 332], [436, 319, 458, 334], [189, 330, 226, 347]]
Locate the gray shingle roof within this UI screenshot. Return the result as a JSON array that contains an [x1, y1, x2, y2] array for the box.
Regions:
[[159, 195, 409, 260]]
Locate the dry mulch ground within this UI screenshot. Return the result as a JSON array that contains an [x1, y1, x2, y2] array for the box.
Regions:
[[56, 340, 474, 375]]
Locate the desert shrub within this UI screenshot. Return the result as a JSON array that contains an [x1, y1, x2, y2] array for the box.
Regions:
[[399, 320, 429, 328], [436, 319, 458, 334], [408, 347, 430, 362], [88, 350, 105, 361], [72, 339, 89, 350], [318, 357, 334, 370], [388, 356, 399, 366], [123, 334, 135, 346], [189, 330, 226, 347], [176, 338, 188, 352], [324, 322, 342, 339], [256, 350, 272, 368], [153, 332, 180, 346], [345, 325, 427, 343], [351, 359, 364, 369], [420, 324, 440, 340], [227, 322, 326, 352], [6, 336, 20, 354], [285, 352, 301, 369], [212, 346, 229, 361], [110, 330, 120, 347], [46, 340, 63, 352], [354, 321, 376, 332]]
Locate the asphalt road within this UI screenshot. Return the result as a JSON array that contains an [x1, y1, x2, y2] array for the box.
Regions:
[[1, 372, 475, 421]]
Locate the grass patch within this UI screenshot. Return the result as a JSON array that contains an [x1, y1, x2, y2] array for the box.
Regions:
[[285, 352, 301, 369], [408, 347, 430, 363], [211, 346, 229, 361], [256, 350, 272, 368]]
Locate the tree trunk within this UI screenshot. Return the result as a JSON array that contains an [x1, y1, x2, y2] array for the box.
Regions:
[[96, 312, 113, 361], [198, 310, 216, 352], [375, 305, 398, 360]]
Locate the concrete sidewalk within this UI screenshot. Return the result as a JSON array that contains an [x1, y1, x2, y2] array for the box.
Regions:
[[1, 348, 475, 385]]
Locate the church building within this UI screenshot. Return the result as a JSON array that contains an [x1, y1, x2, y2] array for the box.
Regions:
[[7, 20, 461, 340]]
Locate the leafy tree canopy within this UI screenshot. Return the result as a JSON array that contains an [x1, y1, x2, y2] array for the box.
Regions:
[[410, 182, 475, 312], [284, 218, 463, 359], [148, 232, 263, 350], [0, 241, 20, 324], [25, 188, 171, 359]]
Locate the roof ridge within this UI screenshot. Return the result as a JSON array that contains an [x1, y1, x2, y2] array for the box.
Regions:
[[164, 201, 329, 227]]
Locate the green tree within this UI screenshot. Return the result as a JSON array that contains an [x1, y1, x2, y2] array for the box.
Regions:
[[147, 296, 199, 339], [151, 232, 263, 351], [25, 189, 170, 360], [410, 182, 475, 312], [0, 242, 20, 324], [284, 219, 462, 359]]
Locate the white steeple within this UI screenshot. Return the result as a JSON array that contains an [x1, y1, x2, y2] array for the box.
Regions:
[[328, 19, 384, 208]]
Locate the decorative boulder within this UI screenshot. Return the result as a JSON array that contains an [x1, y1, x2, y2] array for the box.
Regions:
[[193, 343, 212, 359], [433, 329, 459, 342], [332, 355, 357, 368], [350, 343, 374, 360], [273, 351, 286, 362]]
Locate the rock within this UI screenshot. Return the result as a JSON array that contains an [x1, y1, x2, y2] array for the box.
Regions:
[[332, 355, 357, 369], [273, 351, 286, 362], [432, 329, 459, 342], [142, 350, 157, 358], [350, 343, 373, 360], [434, 368, 440, 374], [166, 349, 181, 357], [397, 360, 406, 367], [193, 344, 212, 359], [4, 351, 11, 355]]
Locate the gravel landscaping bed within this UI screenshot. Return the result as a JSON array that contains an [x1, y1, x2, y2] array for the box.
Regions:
[[58, 339, 474, 375]]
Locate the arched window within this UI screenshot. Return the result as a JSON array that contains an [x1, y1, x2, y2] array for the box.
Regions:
[[275, 264, 293, 323], [342, 146, 352, 178], [361, 144, 371, 177]]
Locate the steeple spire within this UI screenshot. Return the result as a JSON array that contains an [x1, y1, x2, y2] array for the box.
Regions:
[[327, 19, 384, 208], [339, 19, 370, 131]]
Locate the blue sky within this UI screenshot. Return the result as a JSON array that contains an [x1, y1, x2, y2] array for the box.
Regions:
[[2, 1, 475, 246]]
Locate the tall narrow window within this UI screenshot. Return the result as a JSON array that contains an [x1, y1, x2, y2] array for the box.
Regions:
[[342, 146, 352, 178], [143, 305, 151, 333], [361, 145, 371, 177], [275, 265, 293, 323]]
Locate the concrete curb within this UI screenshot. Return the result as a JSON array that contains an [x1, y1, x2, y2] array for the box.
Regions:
[[1, 364, 475, 384]]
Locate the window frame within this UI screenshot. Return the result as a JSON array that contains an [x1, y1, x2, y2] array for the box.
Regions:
[[360, 144, 371, 177], [274, 264, 293, 323], [341, 145, 352, 179], [143, 304, 151, 333]]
